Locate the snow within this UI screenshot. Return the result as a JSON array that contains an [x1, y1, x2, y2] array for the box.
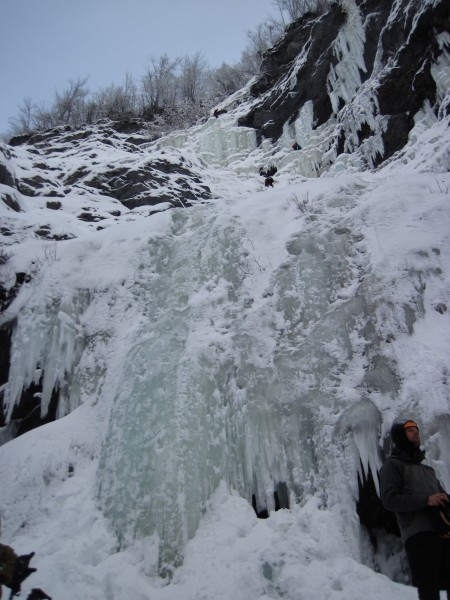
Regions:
[[1, 33, 450, 600]]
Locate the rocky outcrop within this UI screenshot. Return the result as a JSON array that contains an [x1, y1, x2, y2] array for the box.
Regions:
[[239, 4, 347, 140], [0, 143, 16, 188], [84, 157, 212, 209], [8, 118, 156, 148], [239, 0, 450, 166], [7, 120, 213, 209]]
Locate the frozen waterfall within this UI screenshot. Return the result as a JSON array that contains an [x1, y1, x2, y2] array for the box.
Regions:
[[1, 0, 449, 594], [95, 201, 385, 575], [3, 180, 427, 576]]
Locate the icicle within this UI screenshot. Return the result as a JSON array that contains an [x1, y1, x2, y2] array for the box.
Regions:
[[4, 291, 87, 421]]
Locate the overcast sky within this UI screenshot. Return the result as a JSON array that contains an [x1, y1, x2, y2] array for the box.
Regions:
[[0, 0, 276, 135]]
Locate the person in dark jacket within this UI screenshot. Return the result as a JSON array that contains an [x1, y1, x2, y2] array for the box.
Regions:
[[379, 419, 450, 600], [0, 544, 39, 599], [264, 176, 274, 188], [0, 542, 16, 598]]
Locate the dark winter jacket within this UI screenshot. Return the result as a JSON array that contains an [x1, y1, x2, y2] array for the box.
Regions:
[[0, 543, 16, 587], [379, 447, 445, 542]]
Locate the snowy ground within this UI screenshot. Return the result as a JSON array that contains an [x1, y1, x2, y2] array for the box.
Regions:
[[0, 110, 450, 599]]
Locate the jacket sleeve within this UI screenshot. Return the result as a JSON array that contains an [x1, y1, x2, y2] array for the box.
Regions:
[[379, 460, 429, 513], [438, 479, 448, 496]]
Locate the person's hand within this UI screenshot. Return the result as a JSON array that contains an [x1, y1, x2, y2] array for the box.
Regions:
[[427, 492, 449, 507]]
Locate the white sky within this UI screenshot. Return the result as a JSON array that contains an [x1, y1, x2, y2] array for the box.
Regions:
[[0, 0, 276, 134]]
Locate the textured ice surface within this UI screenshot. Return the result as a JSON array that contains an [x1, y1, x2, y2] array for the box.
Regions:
[[4, 184, 417, 575], [3, 160, 450, 578], [1, 155, 449, 600]]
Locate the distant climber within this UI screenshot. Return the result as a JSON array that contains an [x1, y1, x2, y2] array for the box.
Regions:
[[264, 176, 274, 188], [213, 109, 227, 118], [292, 142, 301, 150]]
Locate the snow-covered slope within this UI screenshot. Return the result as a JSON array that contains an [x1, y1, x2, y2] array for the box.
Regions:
[[0, 1, 449, 599]]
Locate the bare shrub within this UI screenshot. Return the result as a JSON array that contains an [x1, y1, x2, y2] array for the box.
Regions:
[[43, 243, 61, 266], [288, 191, 311, 212]]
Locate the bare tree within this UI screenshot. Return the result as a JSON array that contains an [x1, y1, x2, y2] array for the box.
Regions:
[[208, 62, 249, 97], [141, 54, 180, 115], [180, 52, 207, 105], [53, 77, 90, 125], [32, 104, 57, 131], [83, 99, 100, 124], [239, 22, 282, 77], [9, 97, 36, 135], [95, 72, 138, 119], [9, 77, 91, 134], [272, 0, 331, 22]]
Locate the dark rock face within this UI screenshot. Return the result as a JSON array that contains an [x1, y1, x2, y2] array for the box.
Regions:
[[239, 0, 450, 164], [1, 193, 22, 212], [46, 200, 62, 210], [0, 144, 16, 188], [0, 321, 13, 390], [239, 4, 346, 140], [373, 1, 448, 159], [85, 158, 212, 209], [0, 272, 32, 315], [17, 174, 57, 196], [0, 163, 16, 188]]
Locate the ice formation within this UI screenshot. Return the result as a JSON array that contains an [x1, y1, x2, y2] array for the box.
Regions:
[[3, 165, 449, 579]]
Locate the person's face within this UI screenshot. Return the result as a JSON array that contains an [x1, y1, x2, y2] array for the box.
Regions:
[[405, 426, 421, 447]]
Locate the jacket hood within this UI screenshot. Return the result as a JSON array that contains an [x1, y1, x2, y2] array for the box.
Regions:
[[390, 419, 421, 456]]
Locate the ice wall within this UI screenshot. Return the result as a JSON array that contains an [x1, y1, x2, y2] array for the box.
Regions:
[[158, 116, 258, 170], [93, 197, 396, 575], [2, 170, 448, 579]]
